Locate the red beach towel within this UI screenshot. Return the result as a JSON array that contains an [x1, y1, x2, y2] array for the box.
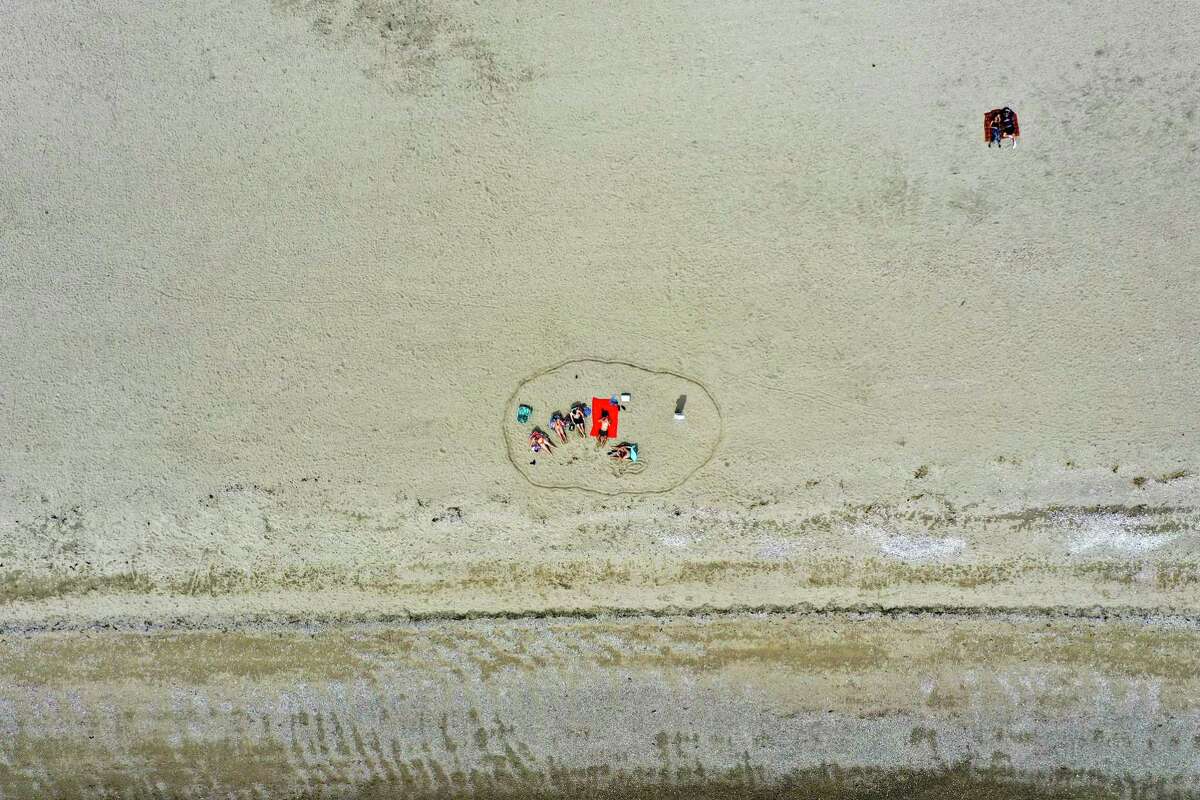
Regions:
[[589, 397, 619, 438]]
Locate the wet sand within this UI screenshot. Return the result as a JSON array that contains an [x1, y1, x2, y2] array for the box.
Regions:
[[3, 612, 1197, 798], [1, 0, 1199, 797]]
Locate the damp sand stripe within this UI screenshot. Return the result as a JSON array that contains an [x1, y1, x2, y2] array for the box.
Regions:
[[1, 600, 1197, 636]]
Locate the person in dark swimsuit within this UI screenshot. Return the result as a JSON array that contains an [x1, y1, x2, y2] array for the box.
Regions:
[[1000, 106, 1018, 148], [1000, 107, 1015, 136], [569, 404, 587, 437]]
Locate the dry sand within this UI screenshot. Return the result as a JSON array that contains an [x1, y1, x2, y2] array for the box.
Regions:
[[1, 0, 1199, 797]]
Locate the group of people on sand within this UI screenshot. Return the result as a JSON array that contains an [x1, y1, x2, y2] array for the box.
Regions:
[[527, 401, 635, 462], [988, 106, 1018, 148]]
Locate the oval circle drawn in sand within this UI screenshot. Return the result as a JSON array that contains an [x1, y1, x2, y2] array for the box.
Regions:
[[504, 359, 722, 495]]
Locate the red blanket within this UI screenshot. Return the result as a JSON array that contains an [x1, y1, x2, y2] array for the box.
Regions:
[[589, 397, 620, 438]]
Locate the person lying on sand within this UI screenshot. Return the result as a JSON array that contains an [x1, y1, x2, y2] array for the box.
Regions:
[[529, 429, 554, 454], [569, 404, 587, 437], [1000, 106, 1018, 147], [607, 442, 638, 462], [550, 412, 568, 443], [595, 410, 611, 448], [1000, 107, 1016, 135]]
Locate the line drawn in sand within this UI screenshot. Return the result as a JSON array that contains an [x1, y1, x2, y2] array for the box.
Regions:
[[502, 358, 724, 496]]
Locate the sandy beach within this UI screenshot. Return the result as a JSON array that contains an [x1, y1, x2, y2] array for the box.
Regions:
[[1, 1, 1199, 796]]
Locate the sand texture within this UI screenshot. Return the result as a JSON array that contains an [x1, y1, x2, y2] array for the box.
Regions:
[[3, 613, 1199, 799], [1, 0, 1200, 797]]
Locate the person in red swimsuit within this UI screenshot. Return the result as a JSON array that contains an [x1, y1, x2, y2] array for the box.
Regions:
[[529, 429, 554, 455]]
